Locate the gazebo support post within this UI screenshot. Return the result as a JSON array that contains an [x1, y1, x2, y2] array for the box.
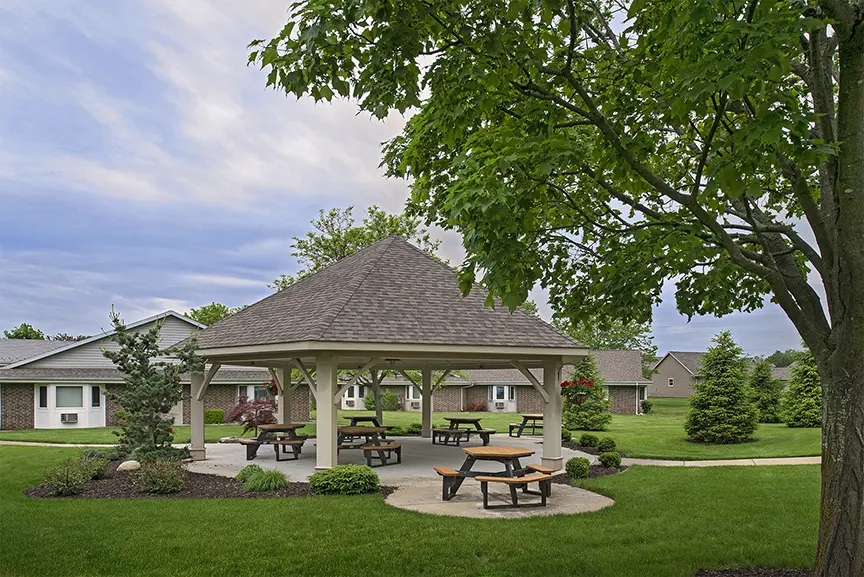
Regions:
[[315, 355, 339, 469], [189, 372, 206, 461], [277, 367, 291, 423], [421, 368, 433, 438], [541, 358, 563, 470], [373, 370, 383, 425]]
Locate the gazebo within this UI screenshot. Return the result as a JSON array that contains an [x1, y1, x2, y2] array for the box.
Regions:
[[187, 236, 587, 470]]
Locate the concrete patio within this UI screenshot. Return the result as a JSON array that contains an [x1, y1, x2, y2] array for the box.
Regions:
[[186, 434, 594, 482]]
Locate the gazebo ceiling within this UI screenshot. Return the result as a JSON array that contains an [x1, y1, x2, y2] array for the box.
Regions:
[[195, 236, 585, 362]]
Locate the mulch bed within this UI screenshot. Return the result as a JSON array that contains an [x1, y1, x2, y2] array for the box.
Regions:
[[550, 465, 628, 484], [562, 441, 627, 457], [695, 570, 811, 576], [26, 462, 395, 500]]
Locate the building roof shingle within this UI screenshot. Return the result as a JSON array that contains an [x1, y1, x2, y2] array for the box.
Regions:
[[665, 351, 706, 376], [0, 367, 271, 383], [196, 236, 582, 351], [0, 339, 68, 366]]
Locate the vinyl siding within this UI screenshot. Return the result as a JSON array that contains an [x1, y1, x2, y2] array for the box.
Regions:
[[28, 316, 196, 369], [649, 355, 697, 397]]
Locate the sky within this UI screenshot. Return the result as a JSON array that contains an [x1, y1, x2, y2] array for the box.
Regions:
[[0, 1, 803, 356]]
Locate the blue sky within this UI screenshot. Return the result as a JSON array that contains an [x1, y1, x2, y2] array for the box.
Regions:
[[0, 1, 802, 355]]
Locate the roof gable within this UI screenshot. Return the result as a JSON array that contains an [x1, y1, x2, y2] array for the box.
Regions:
[[591, 349, 649, 382], [4, 311, 204, 369], [196, 236, 582, 351], [656, 351, 705, 376]]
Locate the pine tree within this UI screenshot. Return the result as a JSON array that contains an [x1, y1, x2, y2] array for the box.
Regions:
[[685, 331, 758, 443], [750, 358, 784, 423], [563, 354, 611, 431], [785, 350, 822, 428], [102, 309, 202, 457]]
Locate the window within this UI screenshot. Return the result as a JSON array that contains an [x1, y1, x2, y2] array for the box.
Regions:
[[639, 387, 647, 401], [56, 386, 83, 408], [91, 385, 101, 408], [667, 378, 674, 387], [407, 385, 421, 400], [346, 386, 355, 399], [493, 386, 515, 401], [38, 386, 48, 409], [494, 386, 505, 400], [253, 386, 273, 400], [508, 386, 516, 401]]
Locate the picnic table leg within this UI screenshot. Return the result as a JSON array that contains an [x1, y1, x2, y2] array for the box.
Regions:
[[450, 456, 474, 496], [516, 417, 528, 438]]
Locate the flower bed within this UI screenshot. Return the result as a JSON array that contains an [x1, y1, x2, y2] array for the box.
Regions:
[[26, 461, 395, 500], [550, 465, 628, 485]]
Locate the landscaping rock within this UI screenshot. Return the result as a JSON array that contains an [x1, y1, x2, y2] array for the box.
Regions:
[[116, 460, 140, 471]]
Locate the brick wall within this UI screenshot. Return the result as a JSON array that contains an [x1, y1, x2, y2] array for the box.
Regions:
[[1, 384, 33, 430], [516, 385, 545, 414], [433, 385, 462, 412], [290, 384, 311, 422], [608, 386, 640, 414], [203, 384, 236, 420], [464, 385, 487, 407]]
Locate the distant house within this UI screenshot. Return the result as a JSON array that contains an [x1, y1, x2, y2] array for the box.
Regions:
[[650, 351, 793, 398], [341, 349, 651, 415], [0, 311, 308, 430]]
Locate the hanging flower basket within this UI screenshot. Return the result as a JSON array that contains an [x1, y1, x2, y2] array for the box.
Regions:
[[560, 378, 594, 405], [263, 379, 279, 395]]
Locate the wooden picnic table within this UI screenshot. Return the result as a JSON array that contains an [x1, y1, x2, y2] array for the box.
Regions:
[[343, 415, 383, 427], [337, 426, 401, 467], [510, 413, 544, 438], [443, 416, 485, 430], [443, 445, 535, 498], [239, 423, 309, 460]]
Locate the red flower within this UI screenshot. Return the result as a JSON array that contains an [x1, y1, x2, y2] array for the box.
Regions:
[[587, 380, 594, 386], [560, 381, 569, 388]]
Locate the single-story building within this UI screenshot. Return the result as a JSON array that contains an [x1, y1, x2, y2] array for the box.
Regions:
[[342, 349, 650, 414], [0, 311, 312, 430], [650, 350, 793, 398]]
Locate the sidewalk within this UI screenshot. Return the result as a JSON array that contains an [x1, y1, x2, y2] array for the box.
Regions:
[[622, 455, 821, 467]]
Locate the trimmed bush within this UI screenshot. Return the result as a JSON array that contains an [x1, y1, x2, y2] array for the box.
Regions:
[[640, 399, 653, 414], [406, 423, 423, 435], [561, 429, 572, 443], [82, 448, 124, 462], [465, 402, 487, 412], [134, 445, 188, 463], [599, 452, 622, 468], [244, 470, 289, 492], [42, 457, 94, 496], [135, 458, 186, 494], [204, 409, 225, 424], [82, 456, 110, 480], [785, 350, 822, 428], [563, 355, 612, 431], [565, 457, 590, 479], [579, 433, 599, 447], [236, 464, 263, 483], [685, 330, 759, 444], [362, 390, 400, 412], [309, 464, 380, 495], [597, 437, 617, 453]]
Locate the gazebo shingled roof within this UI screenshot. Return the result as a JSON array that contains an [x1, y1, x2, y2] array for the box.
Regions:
[[196, 235, 581, 351]]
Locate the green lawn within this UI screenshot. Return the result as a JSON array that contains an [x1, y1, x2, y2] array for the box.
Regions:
[[0, 445, 818, 577], [0, 400, 822, 461], [572, 398, 823, 461]]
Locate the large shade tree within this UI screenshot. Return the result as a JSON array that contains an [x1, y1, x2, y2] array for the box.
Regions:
[[253, 1, 864, 574]]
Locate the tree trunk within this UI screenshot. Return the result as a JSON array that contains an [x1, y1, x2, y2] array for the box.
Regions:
[[814, 28, 864, 577]]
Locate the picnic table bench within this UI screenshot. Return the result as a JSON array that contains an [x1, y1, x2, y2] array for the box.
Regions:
[[342, 415, 395, 438], [238, 423, 308, 461], [509, 413, 544, 437], [476, 473, 552, 509]]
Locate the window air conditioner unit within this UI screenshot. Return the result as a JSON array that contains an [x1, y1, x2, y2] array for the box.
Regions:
[[60, 413, 79, 424], [410, 401, 421, 409], [494, 402, 505, 410], [345, 400, 355, 408]]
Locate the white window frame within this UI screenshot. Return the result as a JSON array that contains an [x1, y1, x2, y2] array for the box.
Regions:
[[55, 385, 84, 409], [407, 385, 421, 401], [668, 378, 675, 387]]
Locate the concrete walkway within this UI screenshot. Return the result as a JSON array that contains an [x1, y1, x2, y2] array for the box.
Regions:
[[622, 455, 821, 467], [0, 440, 115, 448]]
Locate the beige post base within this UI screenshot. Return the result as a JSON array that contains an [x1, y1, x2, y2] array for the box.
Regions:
[[541, 456, 563, 471], [189, 448, 206, 461]]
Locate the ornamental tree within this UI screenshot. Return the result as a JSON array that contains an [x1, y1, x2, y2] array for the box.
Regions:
[[270, 205, 440, 290], [3, 323, 45, 340], [255, 2, 864, 573], [785, 350, 823, 428], [226, 396, 277, 435], [685, 331, 759, 443], [102, 309, 201, 458], [750, 358, 784, 423], [562, 354, 611, 431]]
